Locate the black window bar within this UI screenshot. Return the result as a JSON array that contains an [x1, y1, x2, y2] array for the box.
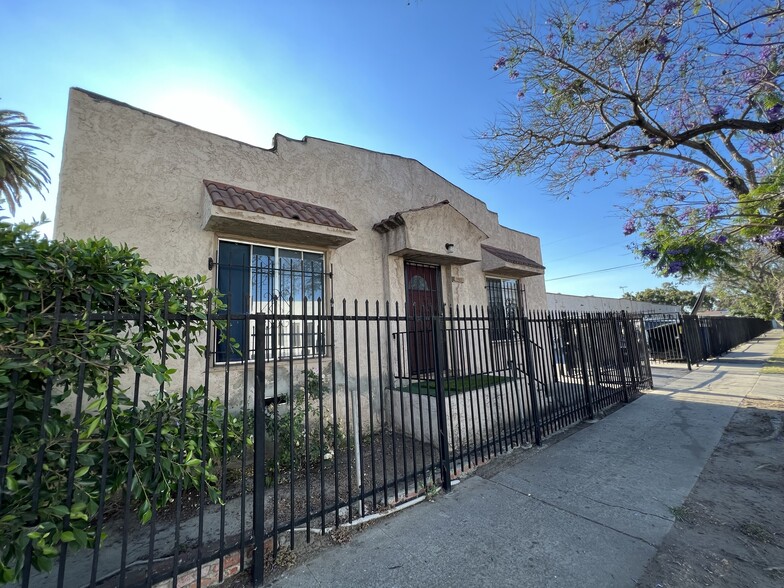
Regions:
[[210, 241, 333, 363]]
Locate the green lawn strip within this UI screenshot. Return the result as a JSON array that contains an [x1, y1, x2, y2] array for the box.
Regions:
[[401, 374, 510, 396], [761, 334, 784, 374]]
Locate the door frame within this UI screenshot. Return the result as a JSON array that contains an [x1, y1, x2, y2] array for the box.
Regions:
[[404, 261, 444, 376]]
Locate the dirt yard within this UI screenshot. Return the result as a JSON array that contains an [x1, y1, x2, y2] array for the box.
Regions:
[[638, 391, 784, 587]]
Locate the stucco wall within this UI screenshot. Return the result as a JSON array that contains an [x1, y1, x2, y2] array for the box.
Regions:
[[547, 292, 682, 314], [55, 88, 548, 411]]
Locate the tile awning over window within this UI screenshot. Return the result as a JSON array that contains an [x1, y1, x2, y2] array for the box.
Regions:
[[204, 180, 357, 231], [482, 244, 545, 277]]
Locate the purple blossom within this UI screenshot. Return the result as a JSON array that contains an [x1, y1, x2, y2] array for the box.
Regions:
[[678, 207, 693, 221], [657, 34, 670, 45], [641, 247, 660, 261], [517, 89, 525, 100], [655, 52, 667, 62], [709, 105, 727, 120], [681, 226, 697, 236], [578, 21, 589, 31], [703, 203, 720, 219], [623, 218, 637, 236], [493, 56, 507, 71], [666, 261, 684, 275], [766, 104, 783, 121], [509, 70, 519, 80], [712, 235, 728, 244], [758, 227, 784, 243], [663, 1, 678, 16], [673, 193, 686, 201], [741, 68, 763, 86], [694, 171, 709, 183]]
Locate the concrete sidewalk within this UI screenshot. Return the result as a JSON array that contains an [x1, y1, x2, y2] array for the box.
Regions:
[[270, 331, 783, 588]]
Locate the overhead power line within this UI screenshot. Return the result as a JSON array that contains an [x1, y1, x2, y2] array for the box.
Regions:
[[545, 262, 644, 282]]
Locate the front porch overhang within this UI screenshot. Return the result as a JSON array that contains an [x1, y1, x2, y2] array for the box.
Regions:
[[373, 200, 488, 266]]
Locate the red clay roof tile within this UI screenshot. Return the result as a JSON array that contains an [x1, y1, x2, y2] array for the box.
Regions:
[[482, 244, 545, 270], [204, 180, 357, 231]]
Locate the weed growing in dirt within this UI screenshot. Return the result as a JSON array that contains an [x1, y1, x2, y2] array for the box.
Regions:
[[739, 522, 774, 543], [669, 505, 692, 522]]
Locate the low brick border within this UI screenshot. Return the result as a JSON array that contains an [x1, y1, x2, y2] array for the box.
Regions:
[[153, 546, 254, 588]]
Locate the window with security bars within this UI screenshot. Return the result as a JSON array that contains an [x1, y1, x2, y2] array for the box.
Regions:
[[215, 240, 329, 362], [486, 277, 522, 342]]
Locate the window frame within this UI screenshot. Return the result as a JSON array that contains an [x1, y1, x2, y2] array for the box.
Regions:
[[214, 237, 329, 364], [486, 276, 523, 342]]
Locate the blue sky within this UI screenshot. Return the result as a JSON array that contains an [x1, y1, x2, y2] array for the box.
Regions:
[[4, 0, 700, 298]]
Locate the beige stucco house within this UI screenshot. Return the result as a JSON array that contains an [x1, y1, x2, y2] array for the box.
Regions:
[[54, 88, 546, 408]]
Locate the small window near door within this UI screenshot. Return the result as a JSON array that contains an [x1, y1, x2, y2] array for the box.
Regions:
[[486, 277, 521, 341]]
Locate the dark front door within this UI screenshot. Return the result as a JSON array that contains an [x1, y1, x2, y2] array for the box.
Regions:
[[405, 262, 442, 376]]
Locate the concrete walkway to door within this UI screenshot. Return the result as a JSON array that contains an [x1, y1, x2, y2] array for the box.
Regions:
[[269, 330, 783, 588]]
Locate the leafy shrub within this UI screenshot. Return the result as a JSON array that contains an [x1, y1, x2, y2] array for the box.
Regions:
[[264, 370, 345, 484], [0, 218, 246, 582]]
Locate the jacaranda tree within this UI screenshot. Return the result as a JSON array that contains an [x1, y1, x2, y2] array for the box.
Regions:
[[480, 0, 784, 277]]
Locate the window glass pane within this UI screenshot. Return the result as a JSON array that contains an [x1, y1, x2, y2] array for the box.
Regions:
[[279, 249, 303, 305], [216, 241, 251, 362], [303, 252, 324, 305], [251, 245, 275, 312]]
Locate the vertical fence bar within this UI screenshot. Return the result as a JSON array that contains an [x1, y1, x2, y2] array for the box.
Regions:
[[611, 316, 630, 403], [342, 300, 353, 522], [303, 298, 312, 542], [20, 291, 62, 587], [353, 300, 365, 515], [330, 298, 340, 526], [365, 300, 377, 510], [118, 290, 147, 588], [375, 300, 389, 506], [521, 316, 543, 446], [385, 301, 399, 501], [575, 314, 595, 421], [252, 314, 266, 587], [89, 294, 120, 587], [431, 310, 451, 492], [318, 298, 327, 532]]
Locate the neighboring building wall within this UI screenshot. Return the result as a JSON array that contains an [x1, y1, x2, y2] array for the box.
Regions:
[[547, 293, 681, 314], [55, 89, 547, 413]]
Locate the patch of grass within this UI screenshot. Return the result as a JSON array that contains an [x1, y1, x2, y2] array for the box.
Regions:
[[401, 374, 510, 396], [761, 335, 784, 374]]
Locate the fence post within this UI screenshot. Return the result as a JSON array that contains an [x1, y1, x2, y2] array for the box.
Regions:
[[431, 310, 451, 493], [585, 314, 604, 387], [521, 316, 543, 446], [677, 314, 692, 371], [621, 313, 639, 391], [575, 315, 596, 420], [252, 314, 267, 587], [610, 317, 630, 402]]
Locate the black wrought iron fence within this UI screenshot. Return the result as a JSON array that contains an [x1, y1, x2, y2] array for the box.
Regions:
[[642, 313, 770, 367], [2, 296, 653, 588]]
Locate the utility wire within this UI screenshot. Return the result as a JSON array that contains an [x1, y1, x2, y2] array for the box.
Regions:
[[545, 262, 644, 282]]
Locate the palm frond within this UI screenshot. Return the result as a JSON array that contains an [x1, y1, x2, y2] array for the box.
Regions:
[[0, 108, 51, 215]]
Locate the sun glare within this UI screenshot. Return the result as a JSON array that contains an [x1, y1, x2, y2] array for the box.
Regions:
[[147, 87, 275, 148]]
